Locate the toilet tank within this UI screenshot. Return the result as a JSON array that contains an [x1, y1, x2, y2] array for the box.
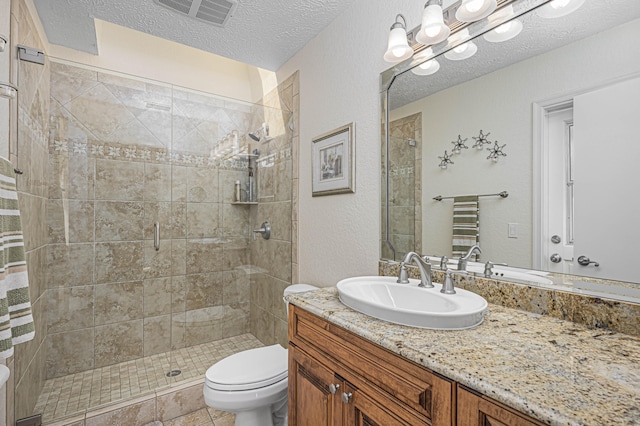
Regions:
[[283, 284, 318, 316]]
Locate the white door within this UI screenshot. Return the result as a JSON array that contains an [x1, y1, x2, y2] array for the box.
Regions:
[[572, 76, 640, 282], [543, 107, 575, 274]]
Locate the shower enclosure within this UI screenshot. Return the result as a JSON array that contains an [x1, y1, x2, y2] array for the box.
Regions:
[[14, 58, 295, 424], [381, 113, 422, 261]]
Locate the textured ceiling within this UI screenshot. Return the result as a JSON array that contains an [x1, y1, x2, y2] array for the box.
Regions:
[[390, 0, 640, 109], [33, 0, 358, 70]]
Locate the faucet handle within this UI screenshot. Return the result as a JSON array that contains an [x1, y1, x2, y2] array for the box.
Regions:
[[397, 262, 410, 284], [440, 269, 456, 295], [439, 256, 448, 270], [483, 261, 507, 277]]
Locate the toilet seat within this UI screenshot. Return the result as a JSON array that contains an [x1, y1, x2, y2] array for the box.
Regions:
[[205, 344, 288, 391]]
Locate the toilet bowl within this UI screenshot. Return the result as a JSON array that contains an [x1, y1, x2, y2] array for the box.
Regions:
[[203, 284, 318, 426]]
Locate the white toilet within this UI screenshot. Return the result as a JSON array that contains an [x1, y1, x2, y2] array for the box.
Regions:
[[203, 284, 318, 426]]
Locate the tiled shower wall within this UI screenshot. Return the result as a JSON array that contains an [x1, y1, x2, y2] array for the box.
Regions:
[[381, 113, 422, 261], [44, 60, 272, 381], [9, 0, 51, 422], [250, 72, 299, 347]]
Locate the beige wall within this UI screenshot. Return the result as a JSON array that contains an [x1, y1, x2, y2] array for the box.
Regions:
[[24, 0, 277, 105]]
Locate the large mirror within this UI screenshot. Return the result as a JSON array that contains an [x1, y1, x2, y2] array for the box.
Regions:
[[381, 0, 640, 291]]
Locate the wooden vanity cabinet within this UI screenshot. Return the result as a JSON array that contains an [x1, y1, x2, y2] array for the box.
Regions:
[[289, 305, 455, 426], [457, 387, 544, 426], [289, 305, 548, 426]]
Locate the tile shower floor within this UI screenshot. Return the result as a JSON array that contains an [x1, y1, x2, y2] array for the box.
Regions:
[[34, 334, 263, 423]]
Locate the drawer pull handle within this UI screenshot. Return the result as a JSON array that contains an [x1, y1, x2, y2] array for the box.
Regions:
[[329, 383, 340, 394], [341, 392, 353, 404]]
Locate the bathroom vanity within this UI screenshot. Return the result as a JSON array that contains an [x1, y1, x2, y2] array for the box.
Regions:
[[287, 287, 640, 425]]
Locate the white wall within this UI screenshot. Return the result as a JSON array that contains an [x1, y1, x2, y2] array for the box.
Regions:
[[25, 0, 277, 103], [390, 18, 640, 268], [276, 1, 429, 287]]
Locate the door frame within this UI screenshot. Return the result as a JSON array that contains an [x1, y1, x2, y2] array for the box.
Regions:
[[532, 71, 640, 270]]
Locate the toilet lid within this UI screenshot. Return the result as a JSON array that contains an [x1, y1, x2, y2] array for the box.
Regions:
[[205, 344, 288, 391]]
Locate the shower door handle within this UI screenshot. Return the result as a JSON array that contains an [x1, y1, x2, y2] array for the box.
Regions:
[[154, 222, 160, 251]]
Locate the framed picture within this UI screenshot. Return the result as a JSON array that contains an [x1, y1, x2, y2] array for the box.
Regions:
[[312, 123, 355, 196]]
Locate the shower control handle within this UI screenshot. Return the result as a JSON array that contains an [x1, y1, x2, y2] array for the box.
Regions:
[[550, 253, 562, 263], [253, 221, 271, 240]]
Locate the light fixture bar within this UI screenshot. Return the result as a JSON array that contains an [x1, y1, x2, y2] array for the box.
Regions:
[[409, 0, 517, 55]]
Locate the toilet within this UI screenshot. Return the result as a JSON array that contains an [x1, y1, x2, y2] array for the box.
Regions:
[[203, 284, 318, 426]]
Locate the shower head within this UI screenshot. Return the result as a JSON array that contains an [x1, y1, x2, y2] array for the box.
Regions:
[[248, 123, 269, 142]]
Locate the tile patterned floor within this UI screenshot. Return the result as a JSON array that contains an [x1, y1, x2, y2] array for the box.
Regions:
[[35, 334, 263, 423], [163, 407, 235, 426]]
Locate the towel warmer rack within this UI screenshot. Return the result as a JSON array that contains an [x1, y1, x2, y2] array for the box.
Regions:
[[433, 191, 509, 201]]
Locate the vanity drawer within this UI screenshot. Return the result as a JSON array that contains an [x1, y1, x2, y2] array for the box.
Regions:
[[289, 305, 454, 426]]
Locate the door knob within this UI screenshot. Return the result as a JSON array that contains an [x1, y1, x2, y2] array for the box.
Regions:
[[328, 383, 340, 395], [577, 255, 599, 267], [550, 253, 562, 263], [341, 392, 353, 404]]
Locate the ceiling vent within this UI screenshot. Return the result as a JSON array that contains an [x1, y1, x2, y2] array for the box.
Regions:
[[153, 0, 237, 27]]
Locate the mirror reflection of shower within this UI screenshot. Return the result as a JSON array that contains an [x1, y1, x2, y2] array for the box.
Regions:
[[248, 122, 270, 142]]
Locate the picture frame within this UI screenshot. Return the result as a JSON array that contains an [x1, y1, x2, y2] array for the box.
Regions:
[[312, 122, 355, 196]]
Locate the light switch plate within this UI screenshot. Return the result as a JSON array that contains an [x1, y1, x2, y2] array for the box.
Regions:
[[508, 223, 518, 238]]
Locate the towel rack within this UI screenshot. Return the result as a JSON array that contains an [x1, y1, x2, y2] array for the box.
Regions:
[[433, 191, 509, 201]]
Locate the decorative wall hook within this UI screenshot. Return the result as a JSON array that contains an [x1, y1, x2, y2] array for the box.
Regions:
[[451, 135, 468, 154], [438, 150, 455, 169], [487, 141, 507, 162], [472, 129, 492, 149]]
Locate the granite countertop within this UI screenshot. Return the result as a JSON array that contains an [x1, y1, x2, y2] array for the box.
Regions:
[[288, 287, 640, 426]]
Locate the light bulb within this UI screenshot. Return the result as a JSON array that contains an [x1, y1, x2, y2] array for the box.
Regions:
[[392, 48, 406, 58], [456, 0, 497, 23], [495, 22, 512, 34], [464, 0, 484, 13], [454, 43, 468, 54], [425, 26, 442, 38], [550, 0, 571, 9], [537, 0, 584, 18]]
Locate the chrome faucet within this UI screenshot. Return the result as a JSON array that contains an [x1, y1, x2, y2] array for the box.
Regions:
[[483, 261, 507, 277], [396, 252, 434, 288], [457, 244, 481, 271]]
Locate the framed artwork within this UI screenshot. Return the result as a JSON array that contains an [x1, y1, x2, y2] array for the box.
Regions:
[[311, 123, 355, 196]]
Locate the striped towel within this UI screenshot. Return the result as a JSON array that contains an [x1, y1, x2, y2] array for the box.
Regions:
[[0, 157, 35, 358], [452, 195, 479, 260]]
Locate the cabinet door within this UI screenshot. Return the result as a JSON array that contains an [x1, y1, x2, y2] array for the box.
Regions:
[[343, 382, 429, 426], [457, 387, 543, 426], [289, 345, 342, 426]]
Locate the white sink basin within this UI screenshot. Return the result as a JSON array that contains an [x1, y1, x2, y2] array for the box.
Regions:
[[337, 276, 488, 330]]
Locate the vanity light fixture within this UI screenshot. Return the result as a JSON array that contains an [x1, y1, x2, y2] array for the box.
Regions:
[[411, 48, 440, 76], [416, 0, 451, 46], [383, 14, 414, 63], [483, 5, 523, 43], [444, 29, 477, 61], [537, 0, 585, 19], [455, 0, 497, 23]]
